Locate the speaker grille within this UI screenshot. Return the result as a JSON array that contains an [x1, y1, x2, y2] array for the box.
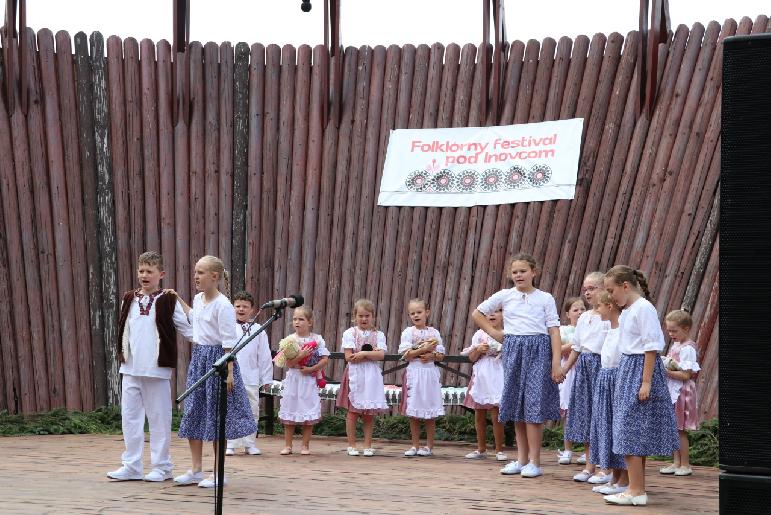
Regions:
[[721, 33, 771, 474], [720, 473, 771, 514]]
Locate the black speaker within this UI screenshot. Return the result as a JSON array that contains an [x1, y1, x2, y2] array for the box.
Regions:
[[721, 34, 771, 475], [720, 473, 771, 514]]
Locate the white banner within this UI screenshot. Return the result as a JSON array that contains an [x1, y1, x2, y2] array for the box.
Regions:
[[377, 119, 584, 207]]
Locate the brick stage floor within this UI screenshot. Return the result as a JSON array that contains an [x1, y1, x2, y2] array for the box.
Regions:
[[2, 433, 717, 514]]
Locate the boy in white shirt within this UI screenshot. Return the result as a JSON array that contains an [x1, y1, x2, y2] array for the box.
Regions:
[[226, 291, 274, 455], [107, 251, 193, 482]]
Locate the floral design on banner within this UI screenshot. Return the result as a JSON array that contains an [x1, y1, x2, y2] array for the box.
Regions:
[[528, 164, 552, 187], [431, 169, 455, 192], [456, 170, 479, 192], [405, 169, 430, 192], [480, 168, 503, 192], [505, 165, 528, 189]]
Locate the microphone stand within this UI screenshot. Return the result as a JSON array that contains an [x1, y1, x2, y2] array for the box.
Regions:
[[177, 306, 284, 515]]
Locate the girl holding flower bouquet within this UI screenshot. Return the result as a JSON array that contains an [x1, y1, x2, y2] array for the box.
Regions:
[[276, 306, 329, 455]]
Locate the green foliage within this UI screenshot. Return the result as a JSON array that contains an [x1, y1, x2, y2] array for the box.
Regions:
[[0, 407, 123, 436], [687, 418, 718, 467]]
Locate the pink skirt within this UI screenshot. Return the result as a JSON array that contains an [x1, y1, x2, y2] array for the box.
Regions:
[[675, 379, 699, 431], [463, 375, 498, 410], [335, 367, 388, 415]]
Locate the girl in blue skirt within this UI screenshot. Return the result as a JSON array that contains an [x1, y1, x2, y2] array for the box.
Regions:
[[602, 266, 679, 506], [473, 253, 564, 478], [173, 255, 258, 488]]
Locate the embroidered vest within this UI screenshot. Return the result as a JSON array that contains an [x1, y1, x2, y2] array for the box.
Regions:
[[117, 290, 178, 368]]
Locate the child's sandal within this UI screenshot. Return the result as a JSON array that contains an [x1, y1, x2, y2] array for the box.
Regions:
[[280, 447, 292, 455], [300, 447, 311, 455]]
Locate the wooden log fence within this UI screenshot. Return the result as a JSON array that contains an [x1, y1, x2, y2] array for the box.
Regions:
[[0, 16, 765, 419]]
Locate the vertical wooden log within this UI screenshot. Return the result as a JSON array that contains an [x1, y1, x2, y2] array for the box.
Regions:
[[299, 45, 327, 303], [218, 42, 234, 276], [38, 28, 81, 410], [244, 43, 265, 300], [25, 27, 65, 410], [157, 41, 175, 288], [272, 45, 297, 340], [140, 39, 161, 254], [232, 42, 250, 295], [107, 36, 133, 298], [6, 32, 51, 411], [189, 42, 206, 273], [0, 184, 21, 412], [285, 45, 312, 306], [56, 30, 95, 411], [203, 42, 221, 257], [91, 31, 120, 406], [124, 38, 145, 260], [75, 31, 107, 407]]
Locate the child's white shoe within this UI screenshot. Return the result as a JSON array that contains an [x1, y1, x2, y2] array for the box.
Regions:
[[573, 469, 592, 482], [674, 466, 693, 476], [520, 463, 543, 478], [225, 448, 235, 456], [198, 475, 228, 488], [595, 484, 628, 495], [557, 450, 572, 465], [588, 472, 612, 484], [659, 463, 678, 474], [500, 460, 523, 475], [576, 453, 587, 464], [347, 447, 360, 456], [496, 452, 508, 461], [604, 492, 647, 506], [404, 447, 418, 457], [245, 446, 262, 455], [464, 450, 486, 459], [106, 466, 143, 481], [363, 448, 375, 457], [173, 470, 205, 485], [144, 468, 173, 482], [416, 447, 433, 457]]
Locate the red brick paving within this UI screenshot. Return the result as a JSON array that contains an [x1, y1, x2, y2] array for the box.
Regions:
[[2, 434, 717, 514]]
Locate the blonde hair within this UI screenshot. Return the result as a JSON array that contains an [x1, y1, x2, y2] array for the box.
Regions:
[[584, 271, 605, 285], [138, 251, 164, 271], [665, 309, 692, 329], [407, 297, 429, 310], [598, 291, 618, 308], [198, 255, 230, 298], [293, 305, 314, 323], [605, 265, 651, 300], [351, 298, 377, 326]]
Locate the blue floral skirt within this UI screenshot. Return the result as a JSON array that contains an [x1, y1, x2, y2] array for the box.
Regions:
[[498, 334, 560, 424], [565, 352, 601, 442], [178, 344, 258, 441], [612, 354, 679, 457], [589, 367, 626, 470]]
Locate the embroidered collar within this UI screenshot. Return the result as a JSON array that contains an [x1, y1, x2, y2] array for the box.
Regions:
[[135, 289, 163, 316]]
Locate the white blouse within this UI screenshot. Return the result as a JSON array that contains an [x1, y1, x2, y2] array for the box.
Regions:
[[341, 327, 387, 351], [571, 310, 610, 354], [600, 327, 622, 369], [618, 297, 665, 354], [398, 327, 445, 354], [190, 292, 238, 348], [234, 321, 274, 386], [477, 288, 560, 336]]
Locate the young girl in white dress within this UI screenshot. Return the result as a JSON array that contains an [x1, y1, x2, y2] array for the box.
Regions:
[[461, 308, 507, 461], [335, 299, 388, 456], [557, 296, 586, 465], [278, 306, 329, 456], [399, 299, 445, 457]]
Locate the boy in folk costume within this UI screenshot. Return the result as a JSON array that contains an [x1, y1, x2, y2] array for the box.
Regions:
[[107, 251, 193, 482]]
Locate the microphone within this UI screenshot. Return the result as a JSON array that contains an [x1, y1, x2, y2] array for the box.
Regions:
[[300, 1, 312, 12], [261, 294, 304, 310]]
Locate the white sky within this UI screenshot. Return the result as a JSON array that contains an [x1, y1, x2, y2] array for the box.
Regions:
[[23, 0, 770, 47]]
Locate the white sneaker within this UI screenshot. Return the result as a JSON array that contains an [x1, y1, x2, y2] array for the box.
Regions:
[[416, 447, 433, 457], [500, 460, 523, 475], [107, 466, 143, 481], [496, 452, 508, 461], [465, 450, 487, 459], [347, 447, 360, 456], [659, 463, 678, 474], [363, 448, 375, 457], [144, 469, 173, 482], [596, 484, 628, 495], [404, 447, 418, 457], [198, 475, 228, 488], [520, 463, 543, 478], [674, 466, 693, 476], [225, 448, 235, 456], [557, 450, 572, 465], [576, 453, 587, 464], [245, 446, 262, 455], [174, 470, 205, 485], [605, 492, 647, 506], [573, 470, 592, 482], [588, 473, 612, 484]]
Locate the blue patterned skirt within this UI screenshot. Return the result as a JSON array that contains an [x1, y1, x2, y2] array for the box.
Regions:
[[612, 354, 679, 457], [589, 368, 626, 470], [178, 344, 258, 441], [565, 352, 601, 442], [498, 334, 560, 424]]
